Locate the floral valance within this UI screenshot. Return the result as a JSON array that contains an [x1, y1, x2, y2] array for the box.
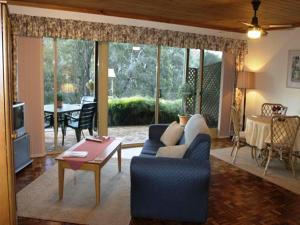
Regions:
[[10, 14, 247, 56]]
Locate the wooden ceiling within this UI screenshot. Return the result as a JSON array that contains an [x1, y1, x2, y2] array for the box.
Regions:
[[7, 0, 300, 32]]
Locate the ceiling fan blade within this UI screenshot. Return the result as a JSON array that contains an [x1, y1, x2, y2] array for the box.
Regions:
[[262, 29, 268, 36], [241, 22, 254, 27], [267, 24, 293, 28]]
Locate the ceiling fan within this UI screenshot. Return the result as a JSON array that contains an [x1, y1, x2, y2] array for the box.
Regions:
[[242, 0, 293, 39]]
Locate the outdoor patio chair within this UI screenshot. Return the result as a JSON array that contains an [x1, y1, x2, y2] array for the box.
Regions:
[[44, 113, 53, 129], [62, 102, 97, 145], [81, 96, 95, 104]]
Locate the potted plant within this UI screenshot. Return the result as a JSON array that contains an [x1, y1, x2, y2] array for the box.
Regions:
[[178, 83, 194, 125], [57, 92, 63, 108]]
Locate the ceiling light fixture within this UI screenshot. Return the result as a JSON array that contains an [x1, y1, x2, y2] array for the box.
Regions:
[[247, 27, 262, 39]]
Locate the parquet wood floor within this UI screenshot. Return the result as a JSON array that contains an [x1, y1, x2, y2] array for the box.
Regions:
[[16, 138, 300, 225]]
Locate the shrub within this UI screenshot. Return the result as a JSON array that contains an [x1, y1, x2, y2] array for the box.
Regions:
[[108, 96, 181, 126]]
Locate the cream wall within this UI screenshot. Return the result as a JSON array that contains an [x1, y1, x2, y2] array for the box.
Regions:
[[245, 28, 300, 117], [17, 37, 45, 157]]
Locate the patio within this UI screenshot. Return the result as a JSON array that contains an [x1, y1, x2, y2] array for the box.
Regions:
[[45, 125, 148, 151]]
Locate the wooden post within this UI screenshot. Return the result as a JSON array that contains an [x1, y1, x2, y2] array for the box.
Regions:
[[0, 3, 17, 225], [97, 42, 108, 136]]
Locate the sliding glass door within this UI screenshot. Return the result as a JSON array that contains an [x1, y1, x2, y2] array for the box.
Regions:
[[107, 43, 157, 145], [159, 46, 186, 123], [43, 38, 96, 152]]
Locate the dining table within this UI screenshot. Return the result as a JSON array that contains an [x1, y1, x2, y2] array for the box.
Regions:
[[244, 115, 300, 150]]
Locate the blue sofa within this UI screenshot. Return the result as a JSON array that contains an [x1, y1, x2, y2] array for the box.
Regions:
[[130, 124, 211, 223]]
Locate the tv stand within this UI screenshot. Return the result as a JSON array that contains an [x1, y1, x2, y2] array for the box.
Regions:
[[13, 133, 32, 173]]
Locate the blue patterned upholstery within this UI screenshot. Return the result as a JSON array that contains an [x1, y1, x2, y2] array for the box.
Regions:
[[130, 124, 211, 223]]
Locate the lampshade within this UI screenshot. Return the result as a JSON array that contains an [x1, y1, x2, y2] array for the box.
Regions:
[[237, 71, 255, 89], [247, 27, 262, 39]]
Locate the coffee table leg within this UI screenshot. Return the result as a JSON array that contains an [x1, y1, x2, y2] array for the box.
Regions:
[[95, 168, 100, 205], [58, 162, 65, 200], [117, 146, 121, 172]]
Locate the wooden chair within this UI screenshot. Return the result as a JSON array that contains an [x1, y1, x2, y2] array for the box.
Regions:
[[263, 116, 300, 176], [62, 102, 97, 145], [231, 106, 253, 163], [261, 103, 288, 117]]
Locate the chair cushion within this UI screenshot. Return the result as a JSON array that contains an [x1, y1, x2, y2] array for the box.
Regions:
[[156, 145, 188, 158], [184, 114, 210, 146], [160, 121, 184, 146]]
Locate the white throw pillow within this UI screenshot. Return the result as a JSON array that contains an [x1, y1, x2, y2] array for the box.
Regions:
[[156, 145, 188, 158], [184, 114, 210, 147], [160, 121, 184, 146]]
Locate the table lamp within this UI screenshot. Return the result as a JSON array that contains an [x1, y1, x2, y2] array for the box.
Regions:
[[237, 71, 255, 130]]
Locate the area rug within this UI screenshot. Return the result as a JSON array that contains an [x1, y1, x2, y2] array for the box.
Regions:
[[211, 147, 300, 195], [17, 159, 131, 225]]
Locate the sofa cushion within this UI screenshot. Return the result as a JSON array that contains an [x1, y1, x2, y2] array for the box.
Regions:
[[156, 145, 188, 158], [160, 121, 184, 146], [184, 114, 210, 147]]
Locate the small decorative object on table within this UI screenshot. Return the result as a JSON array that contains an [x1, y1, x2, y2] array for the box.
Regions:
[[178, 82, 194, 126], [271, 105, 282, 116], [85, 135, 110, 143]]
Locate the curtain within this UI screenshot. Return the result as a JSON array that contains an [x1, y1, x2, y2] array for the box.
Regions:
[[10, 13, 248, 101]]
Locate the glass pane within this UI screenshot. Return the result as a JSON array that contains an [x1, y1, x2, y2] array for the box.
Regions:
[[159, 46, 185, 123], [108, 43, 157, 144], [201, 50, 223, 128], [43, 38, 96, 151]]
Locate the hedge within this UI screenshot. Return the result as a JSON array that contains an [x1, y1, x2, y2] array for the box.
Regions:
[[108, 96, 181, 126]]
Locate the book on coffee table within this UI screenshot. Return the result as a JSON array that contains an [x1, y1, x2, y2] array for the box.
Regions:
[[63, 151, 88, 158]]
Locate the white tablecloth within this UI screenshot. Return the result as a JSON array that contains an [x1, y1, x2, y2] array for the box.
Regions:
[[245, 116, 271, 149], [244, 115, 300, 150]]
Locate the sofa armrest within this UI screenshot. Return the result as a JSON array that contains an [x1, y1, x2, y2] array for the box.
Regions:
[[130, 157, 210, 223], [148, 124, 168, 141]]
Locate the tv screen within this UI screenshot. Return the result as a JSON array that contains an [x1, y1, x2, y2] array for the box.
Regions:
[[13, 102, 25, 137]]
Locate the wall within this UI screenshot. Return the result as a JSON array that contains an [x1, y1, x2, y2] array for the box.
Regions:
[[245, 28, 300, 116], [17, 37, 45, 157]]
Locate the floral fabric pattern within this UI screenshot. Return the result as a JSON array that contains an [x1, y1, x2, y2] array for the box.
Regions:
[[10, 13, 247, 103]]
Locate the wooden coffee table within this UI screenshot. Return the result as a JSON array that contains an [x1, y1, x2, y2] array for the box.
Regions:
[[55, 139, 122, 205]]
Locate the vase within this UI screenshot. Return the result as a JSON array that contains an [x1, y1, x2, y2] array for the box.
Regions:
[[178, 114, 191, 126]]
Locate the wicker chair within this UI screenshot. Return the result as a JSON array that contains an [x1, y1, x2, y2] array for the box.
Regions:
[[263, 116, 300, 176], [231, 106, 253, 163], [261, 103, 288, 117], [291, 150, 300, 177]]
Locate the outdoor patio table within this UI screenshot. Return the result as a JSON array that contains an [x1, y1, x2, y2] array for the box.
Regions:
[[44, 104, 82, 147], [44, 104, 82, 115]]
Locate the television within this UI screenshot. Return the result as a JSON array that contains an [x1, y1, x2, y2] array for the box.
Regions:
[[13, 102, 25, 138]]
